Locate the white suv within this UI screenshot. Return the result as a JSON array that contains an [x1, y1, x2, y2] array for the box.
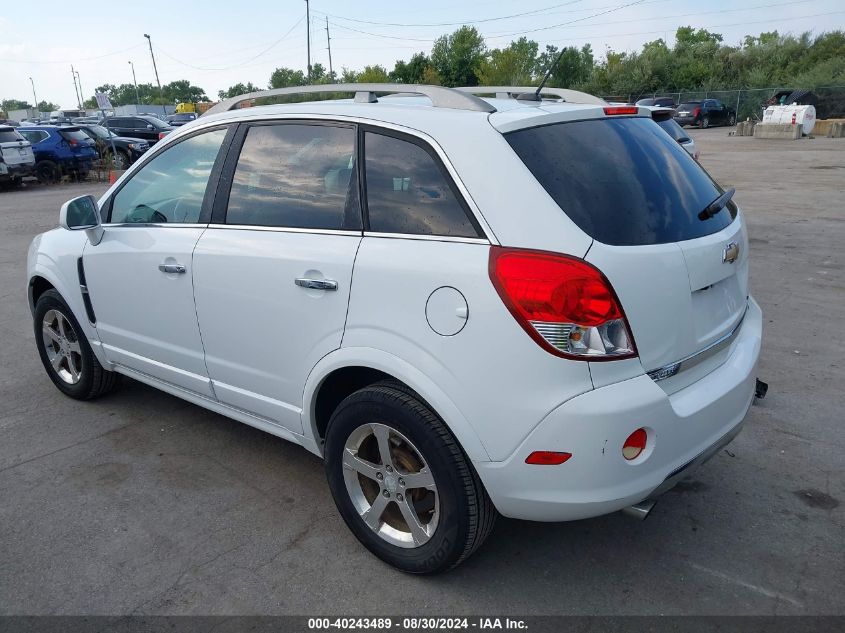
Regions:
[[26, 84, 762, 573]]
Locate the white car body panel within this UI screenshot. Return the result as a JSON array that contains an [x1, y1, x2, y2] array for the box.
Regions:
[[192, 228, 362, 433], [82, 226, 213, 397]]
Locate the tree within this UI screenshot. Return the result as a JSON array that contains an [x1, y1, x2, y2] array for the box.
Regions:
[[162, 80, 209, 104], [218, 82, 260, 99], [2, 99, 32, 112], [430, 26, 486, 87], [37, 100, 59, 112], [537, 44, 594, 88], [477, 37, 539, 86], [390, 52, 431, 84], [94, 83, 162, 106], [269, 67, 306, 88], [356, 65, 390, 83], [339, 67, 359, 83]]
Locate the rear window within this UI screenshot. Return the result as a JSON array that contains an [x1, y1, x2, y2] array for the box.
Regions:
[[505, 117, 735, 246], [679, 102, 700, 110], [657, 118, 691, 143], [0, 130, 23, 143], [59, 129, 90, 142]]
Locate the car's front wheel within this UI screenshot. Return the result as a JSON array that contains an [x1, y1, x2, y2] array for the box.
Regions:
[[324, 380, 496, 573], [33, 289, 119, 399]]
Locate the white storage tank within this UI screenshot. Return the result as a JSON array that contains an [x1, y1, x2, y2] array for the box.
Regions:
[[762, 104, 816, 135]]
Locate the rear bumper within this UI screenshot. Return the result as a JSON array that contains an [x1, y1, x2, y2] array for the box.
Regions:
[[675, 116, 697, 126], [475, 297, 762, 522], [0, 161, 36, 179]]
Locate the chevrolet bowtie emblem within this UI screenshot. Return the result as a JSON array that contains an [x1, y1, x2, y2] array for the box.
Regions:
[[723, 242, 740, 264]]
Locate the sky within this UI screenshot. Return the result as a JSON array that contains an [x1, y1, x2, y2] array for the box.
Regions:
[[2, 0, 844, 110]]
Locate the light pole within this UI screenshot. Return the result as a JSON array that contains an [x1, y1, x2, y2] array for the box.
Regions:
[[305, 0, 312, 83], [143, 34, 163, 100], [75, 70, 85, 109], [29, 77, 39, 113], [129, 61, 141, 104]]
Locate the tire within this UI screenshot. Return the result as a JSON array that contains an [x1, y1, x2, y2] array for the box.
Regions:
[[700, 116, 710, 129], [324, 380, 496, 574], [33, 289, 120, 400], [728, 113, 737, 126], [112, 150, 130, 170], [36, 160, 59, 184]]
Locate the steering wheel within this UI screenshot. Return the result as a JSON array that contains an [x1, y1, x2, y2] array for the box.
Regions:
[[126, 204, 167, 224]]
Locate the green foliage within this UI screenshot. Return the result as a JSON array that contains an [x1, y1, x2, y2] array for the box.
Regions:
[[431, 26, 486, 87], [162, 80, 209, 103], [356, 65, 390, 83], [219, 82, 261, 99], [36, 100, 59, 112], [269, 67, 306, 88], [477, 37, 539, 86], [2, 99, 32, 112], [390, 52, 431, 84]]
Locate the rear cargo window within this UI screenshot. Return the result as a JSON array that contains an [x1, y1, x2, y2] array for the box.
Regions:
[[0, 130, 24, 142], [505, 117, 735, 246], [59, 129, 90, 142]]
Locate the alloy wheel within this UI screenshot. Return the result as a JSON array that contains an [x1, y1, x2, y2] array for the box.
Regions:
[[342, 422, 439, 548], [41, 309, 82, 384]]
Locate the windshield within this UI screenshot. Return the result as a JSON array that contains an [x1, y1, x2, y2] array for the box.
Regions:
[[679, 102, 700, 111], [505, 117, 735, 246]]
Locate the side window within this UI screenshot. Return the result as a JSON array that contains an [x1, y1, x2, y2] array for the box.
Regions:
[[131, 118, 148, 130], [363, 131, 480, 238], [225, 123, 360, 230], [20, 131, 46, 143], [109, 127, 227, 224]]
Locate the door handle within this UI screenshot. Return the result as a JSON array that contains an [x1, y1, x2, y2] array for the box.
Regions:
[[295, 278, 338, 291], [158, 263, 187, 274]]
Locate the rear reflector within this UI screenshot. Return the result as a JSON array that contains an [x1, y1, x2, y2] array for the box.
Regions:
[[526, 451, 572, 465], [489, 247, 636, 360], [623, 428, 648, 460], [604, 106, 639, 116]]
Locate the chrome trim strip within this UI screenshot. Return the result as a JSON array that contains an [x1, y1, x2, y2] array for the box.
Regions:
[[207, 224, 361, 236], [363, 231, 490, 245], [647, 305, 748, 382], [102, 223, 207, 228]]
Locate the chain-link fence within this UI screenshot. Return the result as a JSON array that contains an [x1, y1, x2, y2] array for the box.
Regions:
[[626, 86, 845, 121]]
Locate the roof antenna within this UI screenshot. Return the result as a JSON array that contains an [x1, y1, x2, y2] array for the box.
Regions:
[[517, 48, 565, 102]]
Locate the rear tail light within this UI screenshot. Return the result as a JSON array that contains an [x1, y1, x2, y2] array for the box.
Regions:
[[158, 132, 167, 140], [604, 106, 639, 116], [622, 428, 648, 460], [68, 138, 78, 146], [489, 247, 636, 360], [693, 107, 701, 117]]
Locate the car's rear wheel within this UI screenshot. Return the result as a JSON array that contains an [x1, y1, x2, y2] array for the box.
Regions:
[[36, 160, 59, 184], [324, 380, 496, 573], [700, 116, 710, 129], [112, 149, 130, 170], [33, 289, 119, 400], [728, 113, 737, 126]]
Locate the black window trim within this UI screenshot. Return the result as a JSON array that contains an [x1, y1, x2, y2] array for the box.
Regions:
[[210, 118, 364, 235], [359, 123, 486, 242], [102, 123, 237, 225]]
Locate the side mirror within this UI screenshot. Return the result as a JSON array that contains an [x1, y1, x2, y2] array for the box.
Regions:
[[146, 124, 154, 130], [59, 195, 104, 245]]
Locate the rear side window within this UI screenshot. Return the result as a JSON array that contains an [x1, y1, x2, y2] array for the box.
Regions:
[[363, 131, 480, 238], [59, 129, 89, 142], [20, 130, 47, 143], [0, 130, 23, 142], [657, 118, 691, 143], [506, 117, 735, 246], [225, 123, 360, 230]]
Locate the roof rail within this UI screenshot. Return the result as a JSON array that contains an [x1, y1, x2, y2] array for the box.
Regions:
[[455, 86, 606, 105], [203, 83, 497, 117]]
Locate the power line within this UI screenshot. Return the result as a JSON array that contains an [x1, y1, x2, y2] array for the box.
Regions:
[[0, 43, 143, 65], [312, 0, 588, 28], [156, 15, 305, 72]]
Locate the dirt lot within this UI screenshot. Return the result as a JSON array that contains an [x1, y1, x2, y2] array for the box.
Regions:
[[0, 129, 843, 615]]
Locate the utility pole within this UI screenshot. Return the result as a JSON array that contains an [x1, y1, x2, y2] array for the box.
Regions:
[[143, 34, 163, 100], [75, 70, 85, 109], [129, 61, 141, 104], [305, 0, 312, 83], [29, 77, 39, 113], [325, 17, 333, 81], [71, 65, 82, 110]]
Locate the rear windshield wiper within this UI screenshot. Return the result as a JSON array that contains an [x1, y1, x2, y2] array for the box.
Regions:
[[699, 187, 735, 221]]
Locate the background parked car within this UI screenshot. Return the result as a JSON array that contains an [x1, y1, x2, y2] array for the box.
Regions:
[[72, 124, 150, 169], [167, 112, 197, 126], [100, 115, 174, 145], [0, 125, 36, 187], [18, 125, 97, 183], [635, 96, 677, 108], [675, 99, 736, 128], [645, 107, 699, 160]]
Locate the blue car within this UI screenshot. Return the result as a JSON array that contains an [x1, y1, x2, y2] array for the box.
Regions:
[[17, 125, 98, 183]]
